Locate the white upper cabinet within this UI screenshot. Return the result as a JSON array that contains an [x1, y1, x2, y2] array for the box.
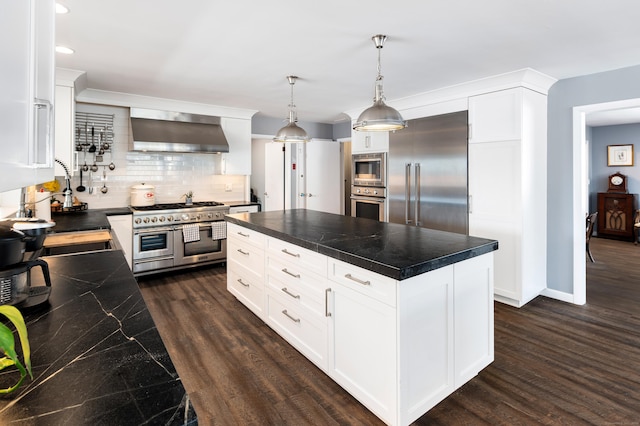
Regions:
[[351, 130, 389, 154], [468, 89, 523, 143], [54, 85, 76, 176], [0, 0, 55, 191], [221, 117, 251, 175]]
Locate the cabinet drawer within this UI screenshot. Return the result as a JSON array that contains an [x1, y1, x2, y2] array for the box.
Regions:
[[227, 223, 265, 249], [266, 237, 327, 277], [266, 257, 327, 318], [266, 292, 327, 370], [228, 238, 264, 278], [228, 259, 264, 319], [328, 259, 397, 307]]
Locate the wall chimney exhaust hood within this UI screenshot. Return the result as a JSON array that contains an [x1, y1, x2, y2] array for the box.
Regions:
[[129, 108, 229, 153]]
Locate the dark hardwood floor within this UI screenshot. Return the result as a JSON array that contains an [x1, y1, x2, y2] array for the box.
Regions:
[[137, 237, 640, 425]]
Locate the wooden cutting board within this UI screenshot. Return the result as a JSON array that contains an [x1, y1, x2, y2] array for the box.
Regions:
[[44, 230, 112, 248]]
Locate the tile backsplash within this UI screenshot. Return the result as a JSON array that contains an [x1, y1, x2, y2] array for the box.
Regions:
[[58, 103, 248, 209]]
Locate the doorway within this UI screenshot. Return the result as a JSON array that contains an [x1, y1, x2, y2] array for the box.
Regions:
[[572, 98, 640, 304]]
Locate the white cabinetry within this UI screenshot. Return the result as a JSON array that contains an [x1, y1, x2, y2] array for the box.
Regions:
[[0, 0, 55, 191], [227, 221, 495, 426], [221, 117, 251, 175], [468, 87, 547, 307], [265, 238, 329, 369], [54, 85, 77, 175], [227, 222, 266, 319], [107, 214, 133, 269], [351, 130, 389, 154]]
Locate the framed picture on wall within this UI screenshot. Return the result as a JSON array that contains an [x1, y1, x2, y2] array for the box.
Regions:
[[607, 144, 634, 166]]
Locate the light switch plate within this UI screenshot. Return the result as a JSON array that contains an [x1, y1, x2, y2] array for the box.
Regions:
[[225, 183, 232, 192]]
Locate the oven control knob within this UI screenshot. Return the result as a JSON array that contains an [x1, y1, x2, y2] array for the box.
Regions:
[[373, 190, 378, 195], [167, 216, 174, 222], [181, 213, 190, 221], [134, 218, 142, 224], [159, 216, 166, 222], [151, 217, 158, 223], [143, 217, 150, 223], [356, 188, 361, 193], [196, 214, 201, 220], [207, 213, 213, 219], [215, 212, 221, 219]]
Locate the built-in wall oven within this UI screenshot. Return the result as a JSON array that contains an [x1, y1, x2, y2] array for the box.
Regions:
[[131, 201, 229, 276], [351, 186, 387, 222], [352, 152, 386, 187]]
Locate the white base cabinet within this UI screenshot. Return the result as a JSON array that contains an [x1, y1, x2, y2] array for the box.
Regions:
[[227, 222, 495, 426]]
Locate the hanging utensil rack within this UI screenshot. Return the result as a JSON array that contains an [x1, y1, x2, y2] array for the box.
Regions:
[[75, 112, 115, 155]]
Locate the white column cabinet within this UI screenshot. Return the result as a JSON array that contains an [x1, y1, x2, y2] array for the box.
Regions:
[[221, 117, 251, 175], [0, 0, 55, 192], [468, 87, 547, 307], [54, 85, 77, 176]]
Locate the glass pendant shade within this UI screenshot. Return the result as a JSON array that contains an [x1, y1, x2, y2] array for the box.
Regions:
[[353, 35, 407, 132], [273, 76, 310, 143]]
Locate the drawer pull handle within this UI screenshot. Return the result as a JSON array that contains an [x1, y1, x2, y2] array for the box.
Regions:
[[282, 287, 300, 299], [345, 273, 371, 286], [281, 248, 300, 258], [237, 248, 249, 255], [282, 309, 300, 323], [282, 268, 301, 278], [325, 288, 332, 317], [237, 232, 249, 237], [237, 278, 250, 288]]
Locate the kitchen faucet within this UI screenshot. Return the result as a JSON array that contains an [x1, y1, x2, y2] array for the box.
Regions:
[[55, 158, 74, 209]]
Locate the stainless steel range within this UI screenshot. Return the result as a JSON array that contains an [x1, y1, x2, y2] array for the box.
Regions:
[[131, 201, 229, 276]]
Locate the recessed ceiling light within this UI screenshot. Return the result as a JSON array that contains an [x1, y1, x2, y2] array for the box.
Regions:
[[55, 46, 74, 54], [56, 3, 69, 13]]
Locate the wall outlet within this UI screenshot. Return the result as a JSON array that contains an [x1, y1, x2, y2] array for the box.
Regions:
[[225, 183, 233, 192]]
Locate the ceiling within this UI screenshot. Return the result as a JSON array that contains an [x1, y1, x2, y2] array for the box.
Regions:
[[55, 0, 640, 125]]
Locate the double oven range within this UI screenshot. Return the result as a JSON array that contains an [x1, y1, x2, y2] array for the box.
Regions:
[[131, 201, 229, 276], [351, 152, 387, 222]]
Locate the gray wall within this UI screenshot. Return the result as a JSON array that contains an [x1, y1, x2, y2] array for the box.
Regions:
[[547, 64, 640, 293], [252, 115, 334, 140], [589, 124, 640, 217]]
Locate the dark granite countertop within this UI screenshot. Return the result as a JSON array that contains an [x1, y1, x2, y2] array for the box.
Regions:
[[225, 209, 498, 280], [0, 250, 196, 424], [51, 207, 131, 233]]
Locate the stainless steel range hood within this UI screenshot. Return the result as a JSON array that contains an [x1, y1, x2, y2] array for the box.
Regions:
[[129, 108, 229, 153]]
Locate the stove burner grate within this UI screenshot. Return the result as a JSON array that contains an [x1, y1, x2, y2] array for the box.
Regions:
[[131, 201, 225, 211]]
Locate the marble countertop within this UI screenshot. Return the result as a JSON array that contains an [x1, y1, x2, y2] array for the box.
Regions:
[[50, 207, 131, 233], [0, 250, 196, 424], [226, 209, 498, 280]]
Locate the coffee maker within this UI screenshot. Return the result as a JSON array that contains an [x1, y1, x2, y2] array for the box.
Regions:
[[0, 220, 54, 308]]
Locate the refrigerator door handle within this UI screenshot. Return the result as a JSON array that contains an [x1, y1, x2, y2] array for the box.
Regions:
[[405, 163, 412, 224], [415, 163, 421, 226]]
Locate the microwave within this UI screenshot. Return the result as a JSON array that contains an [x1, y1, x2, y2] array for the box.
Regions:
[[352, 153, 386, 187]]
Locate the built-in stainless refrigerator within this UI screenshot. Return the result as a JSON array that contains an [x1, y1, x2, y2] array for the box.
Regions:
[[388, 111, 468, 234]]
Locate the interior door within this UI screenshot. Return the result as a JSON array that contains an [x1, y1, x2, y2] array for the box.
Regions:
[[264, 142, 285, 211], [303, 140, 341, 214]]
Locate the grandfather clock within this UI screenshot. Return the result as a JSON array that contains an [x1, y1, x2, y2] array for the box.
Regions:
[[597, 172, 637, 241]]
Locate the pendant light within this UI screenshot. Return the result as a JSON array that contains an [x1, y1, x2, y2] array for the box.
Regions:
[[273, 76, 310, 143], [353, 35, 407, 132]]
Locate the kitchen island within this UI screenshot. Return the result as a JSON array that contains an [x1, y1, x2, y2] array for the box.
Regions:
[[0, 250, 196, 425], [225, 209, 498, 426]]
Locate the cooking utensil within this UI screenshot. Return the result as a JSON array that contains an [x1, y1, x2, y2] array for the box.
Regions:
[[101, 169, 108, 194], [82, 123, 90, 146], [88, 126, 97, 152], [131, 183, 155, 206], [91, 154, 99, 172], [108, 148, 115, 170], [76, 168, 85, 192], [88, 170, 94, 194]]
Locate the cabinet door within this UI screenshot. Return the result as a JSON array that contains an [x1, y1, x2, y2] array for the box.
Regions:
[[328, 282, 397, 424], [468, 88, 522, 143], [453, 253, 494, 388], [468, 141, 521, 301], [263, 142, 285, 211], [221, 117, 251, 175], [351, 130, 389, 154]]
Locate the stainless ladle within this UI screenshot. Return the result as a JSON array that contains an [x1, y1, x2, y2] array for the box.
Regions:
[[101, 168, 108, 194]]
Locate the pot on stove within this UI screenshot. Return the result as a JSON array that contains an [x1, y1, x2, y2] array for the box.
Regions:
[[131, 183, 156, 207]]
